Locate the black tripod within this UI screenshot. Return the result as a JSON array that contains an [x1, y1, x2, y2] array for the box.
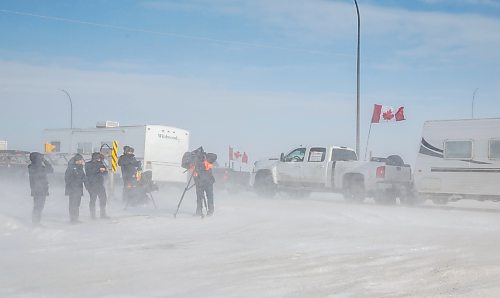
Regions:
[[173, 170, 209, 218]]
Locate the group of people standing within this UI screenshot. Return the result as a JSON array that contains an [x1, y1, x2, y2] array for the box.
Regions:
[[28, 151, 109, 225], [27, 145, 215, 225]]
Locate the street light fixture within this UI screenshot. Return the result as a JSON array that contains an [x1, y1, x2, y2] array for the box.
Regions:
[[353, 0, 361, 158], [471, 88, 479, 119], [59, 89, 73, 129]]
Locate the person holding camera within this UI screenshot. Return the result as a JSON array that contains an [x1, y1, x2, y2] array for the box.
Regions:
[[85, 152, 109, 219], [65, 154, 87, 224], [28, 152, 54, 225], [192, 151, 217, 216], [118, 146, 142, 202]]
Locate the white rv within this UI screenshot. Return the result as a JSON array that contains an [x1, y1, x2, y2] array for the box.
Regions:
[[414, 118, 500, 203], [43, 122, 190, 184]]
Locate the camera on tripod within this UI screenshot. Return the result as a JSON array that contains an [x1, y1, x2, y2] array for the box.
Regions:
[[181, 147, 217, 171]]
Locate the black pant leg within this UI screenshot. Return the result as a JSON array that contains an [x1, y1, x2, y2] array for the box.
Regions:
[[32, 196, 46, 224], [69, 195, 82, 222], [195, 183, 204, 214], [205, 183, 214, 214]]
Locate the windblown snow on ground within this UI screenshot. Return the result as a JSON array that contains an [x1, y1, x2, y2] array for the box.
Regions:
[[1, 180, 500, 297]]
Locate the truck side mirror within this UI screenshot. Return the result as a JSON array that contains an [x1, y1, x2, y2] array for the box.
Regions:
[[280, 153, 285, 162]]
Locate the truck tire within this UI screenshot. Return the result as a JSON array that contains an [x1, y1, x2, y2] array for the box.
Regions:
[[343, 177, 365, 203], [254, 171, 277, 198]]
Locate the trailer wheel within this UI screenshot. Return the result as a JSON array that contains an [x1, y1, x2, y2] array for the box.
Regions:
[[343, 177, 365, 203], [254, 171, 277, 198]]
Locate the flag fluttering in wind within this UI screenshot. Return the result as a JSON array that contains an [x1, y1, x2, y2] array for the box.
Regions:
[[242, 152, 249, 164], [371, 104, 405, 123]]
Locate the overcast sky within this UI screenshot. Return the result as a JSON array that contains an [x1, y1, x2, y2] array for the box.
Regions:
[[1, 0, 499, 165]]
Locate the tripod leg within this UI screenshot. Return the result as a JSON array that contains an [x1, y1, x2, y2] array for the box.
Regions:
[[174, 174, 194, 218]]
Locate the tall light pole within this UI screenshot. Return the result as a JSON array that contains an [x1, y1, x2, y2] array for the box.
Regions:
[[59, 89, 73, 129], [471, 88, 479, 119], [354, 0, 361, 158]]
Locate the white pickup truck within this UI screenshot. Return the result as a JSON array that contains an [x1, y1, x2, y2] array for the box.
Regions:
[[251, 145, 414, 204]]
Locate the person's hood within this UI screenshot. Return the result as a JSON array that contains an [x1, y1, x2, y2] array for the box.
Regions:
[[91, 152, 101, 161], [29, 152, 43, 163], [69, 154, 84, 165]]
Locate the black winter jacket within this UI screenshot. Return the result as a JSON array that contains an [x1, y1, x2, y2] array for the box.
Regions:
[[85, 160, 108, 192], [118, 154, 141, 183], [65, 160, 87, 196], [28, 160, 54, 197]]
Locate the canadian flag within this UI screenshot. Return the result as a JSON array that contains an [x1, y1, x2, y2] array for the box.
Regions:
[[371, 104, 405, 123], [234, 151, 242, 160]]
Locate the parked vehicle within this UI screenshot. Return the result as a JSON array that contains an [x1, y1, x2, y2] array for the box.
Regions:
[[42, 122, 190, 185], [251, 145, 413, 204], [0, 150, 30, 180], [212, 167, 251, 194], [414, 118, 500, 204]]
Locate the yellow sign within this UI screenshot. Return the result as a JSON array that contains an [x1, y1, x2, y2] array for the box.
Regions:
[[111, 141, 118, 172], [44, 143, 56, 153]]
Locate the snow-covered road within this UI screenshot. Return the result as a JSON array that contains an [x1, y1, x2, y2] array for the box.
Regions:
[[1, 181, 500, 297]]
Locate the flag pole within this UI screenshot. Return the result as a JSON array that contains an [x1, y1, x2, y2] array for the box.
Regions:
[[364, 122, 373, 161]]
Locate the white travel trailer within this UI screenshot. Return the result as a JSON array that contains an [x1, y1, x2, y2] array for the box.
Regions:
[[43, 122, 190, 184], [414, 118, 500, 203]]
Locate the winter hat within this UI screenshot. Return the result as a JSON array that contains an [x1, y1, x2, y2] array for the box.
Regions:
[[29, 152, 43, 162], [73, 153, 84, 161], [91, 152, 101, 161]]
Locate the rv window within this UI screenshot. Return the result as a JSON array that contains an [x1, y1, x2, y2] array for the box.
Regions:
[[444, 140, 472, 159], [489, 140, 500, 159], [308, 148, 326, 162], [332, 149, 357, 161], [50, 141, 61, 153], [77, 142, 93, 155]]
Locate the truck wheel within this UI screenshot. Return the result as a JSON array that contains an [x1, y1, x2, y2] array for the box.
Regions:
[[399, 188, 424, 206], [254, 171, 277, 198], [343, 180, 365, 203]]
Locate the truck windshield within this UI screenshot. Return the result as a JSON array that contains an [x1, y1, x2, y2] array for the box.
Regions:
[[332, 149, 357, 161]]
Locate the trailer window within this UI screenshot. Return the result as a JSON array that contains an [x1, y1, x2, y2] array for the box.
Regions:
[[77, 142, 93, 155], [489, 140, 500, 159], [308, 148, 326, 162], [332, 149, 357, 161], [444, 140, 472, 159]]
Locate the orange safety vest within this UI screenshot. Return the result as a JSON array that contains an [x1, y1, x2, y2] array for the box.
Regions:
[[190, 160, 213, 177]]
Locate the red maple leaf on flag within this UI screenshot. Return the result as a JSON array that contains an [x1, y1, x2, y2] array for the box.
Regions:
[[382, 109, 394, 121], [234, 151, 242, 159]]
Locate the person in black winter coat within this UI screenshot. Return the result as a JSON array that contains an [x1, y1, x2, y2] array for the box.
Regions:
[[28, 152, 54, 225], [118, 146, 141, 202], [65, 154, 86, 224], [85, 152, 108, 219]]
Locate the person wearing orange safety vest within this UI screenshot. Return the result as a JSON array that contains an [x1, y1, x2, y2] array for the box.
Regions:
[[192, 153, 216, 216]]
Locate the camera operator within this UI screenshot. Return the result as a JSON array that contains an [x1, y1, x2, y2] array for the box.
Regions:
[[118, 146, 142, 202], [191, 148, 216, 216]]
